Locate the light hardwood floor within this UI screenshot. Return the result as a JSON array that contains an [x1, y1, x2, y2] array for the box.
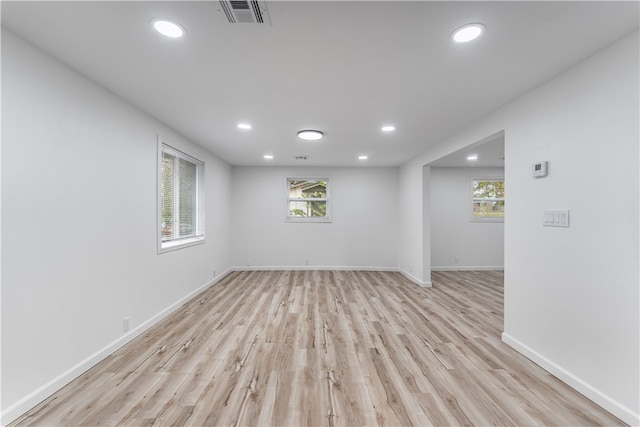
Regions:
[[11, 270, 625, 426]]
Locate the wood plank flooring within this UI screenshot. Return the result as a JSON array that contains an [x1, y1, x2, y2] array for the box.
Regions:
[[10, 270, 625, 426]]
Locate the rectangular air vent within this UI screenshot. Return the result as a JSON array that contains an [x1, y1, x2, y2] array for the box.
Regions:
[[295, 156, 309, 160], [219, 0, 270, 24]]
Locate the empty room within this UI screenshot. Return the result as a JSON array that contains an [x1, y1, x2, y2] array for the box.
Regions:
[[1, 1, 638, 426]]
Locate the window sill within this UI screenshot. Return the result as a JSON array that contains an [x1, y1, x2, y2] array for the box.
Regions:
[[159, 236, 205, 253], [286, 217, 332, 223], [471, 217, 504, 223]]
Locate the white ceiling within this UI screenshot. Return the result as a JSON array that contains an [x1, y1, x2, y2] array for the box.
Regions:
[[428, 131, 504, 168], [2, 1, 638, 167]]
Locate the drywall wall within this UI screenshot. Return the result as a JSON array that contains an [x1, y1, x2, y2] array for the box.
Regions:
[[230, 166, 398, 270], [430, 167, 504, 270], [1, 30, 233, 423], [396, 164, 427, 284], [398, 31, 639, 424], [501, 32, 639, 425]]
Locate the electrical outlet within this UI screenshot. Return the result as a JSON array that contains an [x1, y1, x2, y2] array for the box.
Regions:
[[123, 316, 130, 332], [305, 259, 309, 266], [213, 270, 216, 277]]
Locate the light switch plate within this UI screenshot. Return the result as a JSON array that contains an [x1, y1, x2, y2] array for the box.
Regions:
[[543, 209, 569, 227]]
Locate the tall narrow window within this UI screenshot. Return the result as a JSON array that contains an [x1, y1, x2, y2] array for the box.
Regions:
[[286, 178, 331, 222], [159, 141, 205, 252], [472, 178, 504, 222]]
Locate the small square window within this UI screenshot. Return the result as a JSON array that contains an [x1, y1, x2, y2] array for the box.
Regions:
[[286, 178, 331, 222], [472, 178, 504, 222]]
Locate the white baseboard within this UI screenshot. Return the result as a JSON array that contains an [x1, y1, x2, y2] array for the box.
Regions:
[[431, 265, 504, 271], [502, 332, 639, 426], [1, 269, 233, 427], [397, 268, 432, 287], [232, 265, 398, 272]]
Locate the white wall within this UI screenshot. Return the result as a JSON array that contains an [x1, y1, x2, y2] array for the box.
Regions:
[[430, 167, 504, 270], [502, 33, 639, 425], [398, 32, 639, 425], [1, 30, 233, 423], [231, 166, 398, 269], [396, 164, 427, 284]]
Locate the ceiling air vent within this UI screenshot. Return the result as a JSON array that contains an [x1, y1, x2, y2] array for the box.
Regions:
[[295, 156, 309, 160], [219, 0, 270, 24]]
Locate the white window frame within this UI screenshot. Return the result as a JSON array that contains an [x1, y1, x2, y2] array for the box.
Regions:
[[286, 177, 332, 223], [158, 139, 205, 253], [471, 178, 504, 223]]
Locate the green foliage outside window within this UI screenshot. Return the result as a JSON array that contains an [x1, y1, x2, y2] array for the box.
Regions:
[[472, 179, 505, 219], [288, 179, 328, 219]]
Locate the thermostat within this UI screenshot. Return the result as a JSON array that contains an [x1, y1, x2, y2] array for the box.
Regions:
[[532, 161, 548, 178]]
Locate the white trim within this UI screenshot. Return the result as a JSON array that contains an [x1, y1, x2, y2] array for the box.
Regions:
[[159, 235, 205, 253], [502, 332, 639, 426], [233, 265, 397, 272], [1, 269, 233, 427], [398, 268, 432, 288], [431, 265, 504, 271]]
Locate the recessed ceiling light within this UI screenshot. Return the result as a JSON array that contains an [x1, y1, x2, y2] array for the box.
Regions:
[[467, 154, 479, 161], [452, 23, 485, 43], [237, 123, 252, 130], [297, 130, 324, 141], [152, 19, 185, 38], [381, 125, 395, 132], [358, 155, 368, 160], [263, 154, 274, 160]]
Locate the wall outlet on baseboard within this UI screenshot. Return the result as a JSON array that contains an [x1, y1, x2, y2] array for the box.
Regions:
[[213, 270, 216, 278], [123, 316, 131, 332], [454, 257, 460, 264], [305, 259, 309, 266]]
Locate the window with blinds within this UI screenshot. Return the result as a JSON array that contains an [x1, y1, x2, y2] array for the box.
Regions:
[[158, 141, 205, 252]]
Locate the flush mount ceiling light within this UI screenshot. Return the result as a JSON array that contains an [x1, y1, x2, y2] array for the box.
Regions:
[[451, 23, 485, 43], [237, 123, 252, 130], [358, 155, 368, 160], [152, 18, 185, 38], [263, 154, 274, 160], [297, 130, 324, 141], [467, 154, 479, 161], [381, 125, 395, 132]]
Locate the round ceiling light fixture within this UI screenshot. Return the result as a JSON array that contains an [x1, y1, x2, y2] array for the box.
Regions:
[[152, 19, 186, 38], [381, 125, 395, 132], [451, 23, 485, 43], [297, 130, 324, 141]]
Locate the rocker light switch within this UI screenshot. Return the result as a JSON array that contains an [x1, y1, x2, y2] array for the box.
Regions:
[[543, 210, 570, 228]]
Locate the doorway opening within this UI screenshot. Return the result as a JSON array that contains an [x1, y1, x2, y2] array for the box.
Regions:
[[426, 131, 505, 275]]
